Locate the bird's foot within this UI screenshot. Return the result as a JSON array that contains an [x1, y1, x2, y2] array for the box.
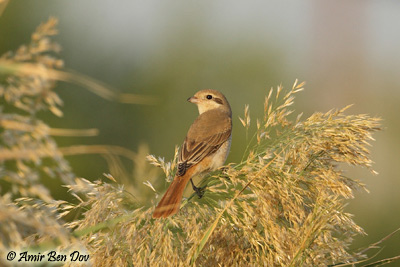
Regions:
[[190, 179, 205, 198]]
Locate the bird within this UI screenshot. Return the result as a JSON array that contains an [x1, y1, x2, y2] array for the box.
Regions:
[[152, 89, 232, 218]]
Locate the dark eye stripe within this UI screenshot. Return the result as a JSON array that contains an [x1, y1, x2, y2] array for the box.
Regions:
[[214, 97, 223, 104]]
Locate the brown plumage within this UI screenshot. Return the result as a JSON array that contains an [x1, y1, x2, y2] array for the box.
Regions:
[[152, 89, 232, 218]]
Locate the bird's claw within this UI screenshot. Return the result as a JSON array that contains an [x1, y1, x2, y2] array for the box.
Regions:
[[190, 179, 205, 198]]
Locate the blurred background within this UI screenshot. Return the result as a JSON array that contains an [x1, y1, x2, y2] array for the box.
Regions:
[[1, 0, 399, 262]]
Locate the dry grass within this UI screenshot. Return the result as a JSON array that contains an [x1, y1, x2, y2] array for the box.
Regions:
[[1, 17, 397, 267]]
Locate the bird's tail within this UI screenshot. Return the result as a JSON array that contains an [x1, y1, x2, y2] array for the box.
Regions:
[[152, 168, 194, 218]]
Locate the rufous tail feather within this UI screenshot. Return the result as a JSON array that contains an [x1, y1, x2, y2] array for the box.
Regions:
[[152, 168, 194, 218]]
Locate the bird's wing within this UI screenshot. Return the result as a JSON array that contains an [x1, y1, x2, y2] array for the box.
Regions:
[[177, 109, 232, 176]]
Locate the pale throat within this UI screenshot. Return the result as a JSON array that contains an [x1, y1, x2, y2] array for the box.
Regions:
[[197, 103, 221, 114]]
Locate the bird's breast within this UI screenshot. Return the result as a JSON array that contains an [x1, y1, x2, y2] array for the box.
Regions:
[[208, 135, 232, 170]]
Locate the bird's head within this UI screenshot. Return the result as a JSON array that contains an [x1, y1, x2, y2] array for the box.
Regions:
[[187, 89, 231, 115]]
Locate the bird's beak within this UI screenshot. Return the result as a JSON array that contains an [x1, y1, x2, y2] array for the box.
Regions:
[[187, 96, 199, 103]]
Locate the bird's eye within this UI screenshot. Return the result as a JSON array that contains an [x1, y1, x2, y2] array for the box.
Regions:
[[206, 95, 213, 100]]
